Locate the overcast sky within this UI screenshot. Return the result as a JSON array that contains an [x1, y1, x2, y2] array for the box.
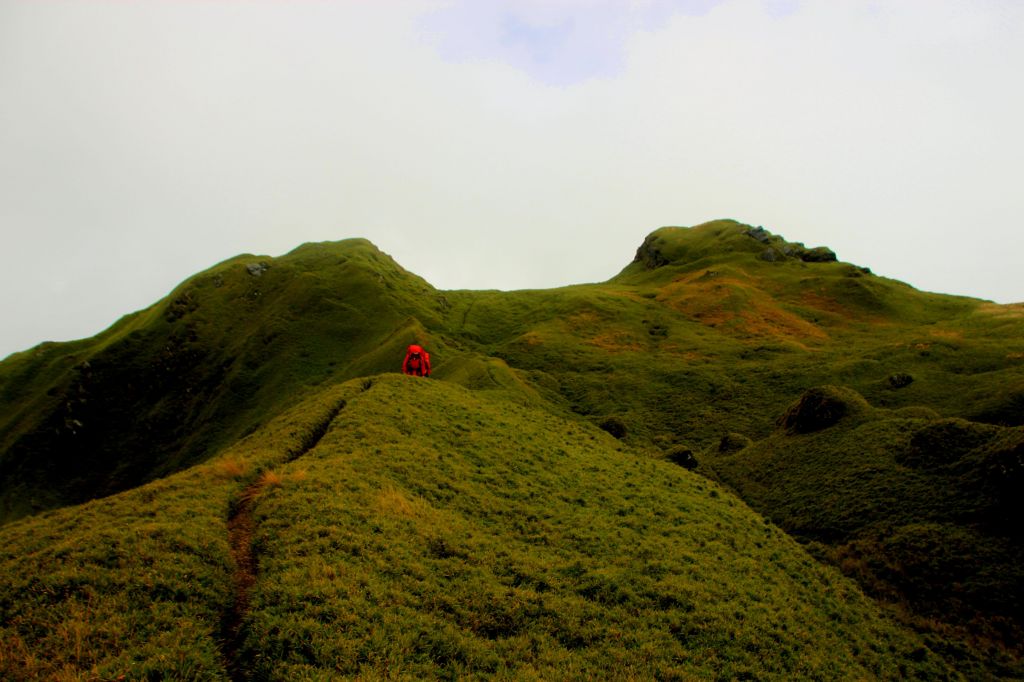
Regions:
[[2, 0, 1022, 360]]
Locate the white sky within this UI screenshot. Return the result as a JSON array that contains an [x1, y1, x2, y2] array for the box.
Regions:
[[2, 0, 1022, 360]]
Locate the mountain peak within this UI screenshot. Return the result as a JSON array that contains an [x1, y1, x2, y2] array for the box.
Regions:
[[627, 220, 840, 274]]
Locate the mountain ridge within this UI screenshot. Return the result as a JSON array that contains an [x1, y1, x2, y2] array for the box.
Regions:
[[1, 219, 1022, 677], [0, 374, 959, 679]]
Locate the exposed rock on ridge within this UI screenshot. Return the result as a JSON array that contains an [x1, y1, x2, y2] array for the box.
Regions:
[[744, 225, 837, 263]]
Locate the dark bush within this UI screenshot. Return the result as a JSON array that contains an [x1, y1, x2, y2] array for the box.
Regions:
[[778, 386, 869, 434], [980, 431, 1024, 525], [667, 446, 699, 469], [900, 418, 996, 469], [968, 387, 1024, 427], [888, 373, 914, 389], [718, 432, 752, 454], [598, 416, 627, 440]]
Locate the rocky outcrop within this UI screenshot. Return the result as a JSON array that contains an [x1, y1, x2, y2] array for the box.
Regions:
[[743, 226, 838, 264], [799, 246, 837, 263], [633, 235, 670, 270], [889, 373, 914, 389], [744, 226, 772, 243], [246, 262, 270, 277]]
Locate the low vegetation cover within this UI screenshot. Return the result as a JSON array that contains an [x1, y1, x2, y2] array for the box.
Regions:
[[1, 375, 956, 679], [709, 386, 1024, 678], [0, 240, 442, 522], [242, 376, 960, 679], [0, 382, 360, 678], [1, 219, 1022, 677]]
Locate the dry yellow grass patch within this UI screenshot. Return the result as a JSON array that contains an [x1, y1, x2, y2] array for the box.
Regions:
[[377, 485, 431, 519], [661, 346, 706, 361], [517, 332, 544, 347], [212, 458, 248, 480], [977, 302, 1024, 318], [587, 332, 644, 352], [665, 277, 829, 345], [257, 470, 284, 489], [566, 311, 601, 331], [738, 302, 829, 343]]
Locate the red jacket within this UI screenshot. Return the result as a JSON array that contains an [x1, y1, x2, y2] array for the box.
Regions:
[[402, 344, 431, 377]]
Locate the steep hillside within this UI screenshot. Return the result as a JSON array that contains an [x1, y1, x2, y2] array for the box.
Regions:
[[0, 239, 447, 523], [6, 220, 1021, 526], [0, 375, 954, 679]]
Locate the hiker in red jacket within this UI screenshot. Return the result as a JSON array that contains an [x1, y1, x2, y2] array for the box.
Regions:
[[402, 344, 431, 377]]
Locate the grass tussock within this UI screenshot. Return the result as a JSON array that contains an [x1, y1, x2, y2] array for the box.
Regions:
[[212, 457, 248, 480], [377, 484, 434, 519], [257, 469, 285, 489]]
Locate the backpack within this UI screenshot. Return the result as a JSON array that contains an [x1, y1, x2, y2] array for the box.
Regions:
[[403, 345, 431, 377]]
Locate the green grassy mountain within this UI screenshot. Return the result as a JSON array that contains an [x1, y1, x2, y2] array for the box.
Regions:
[[0, 239, 445, 522], [1, 219, 1022, 678]]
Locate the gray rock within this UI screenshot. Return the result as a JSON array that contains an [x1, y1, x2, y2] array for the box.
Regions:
[[246, 262, 270, 277], [745, 226, 772, 243], [799, 247, 837, 263], [633, 235, 670, 270], [889, 373, 914, 389]]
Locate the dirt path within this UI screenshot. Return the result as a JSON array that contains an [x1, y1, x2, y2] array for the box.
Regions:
[[223, 486, 259, 680], [219, 384, 370, 679]]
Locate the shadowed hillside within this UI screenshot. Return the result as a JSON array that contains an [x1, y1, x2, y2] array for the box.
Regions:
[[1, 219, 1022, 677], [710, 386, 1024, 677]]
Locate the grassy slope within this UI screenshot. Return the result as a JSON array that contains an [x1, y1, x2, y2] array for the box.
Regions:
[[708, 389, 1024, 678], [429, 224, 1023, 471], [0, 378, 361, 678], [431, 221, 1024, 675], [0, 239, 448, 523], [5, 222, 1019, 513], [0, 375, 955, 679], [2, 219, 1023, 676], [474, 221, 1024, 447]]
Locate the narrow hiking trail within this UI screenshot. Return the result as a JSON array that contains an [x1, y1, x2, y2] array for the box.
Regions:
[[221, 380, 372, 680], [223, 483, 261, 681]]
